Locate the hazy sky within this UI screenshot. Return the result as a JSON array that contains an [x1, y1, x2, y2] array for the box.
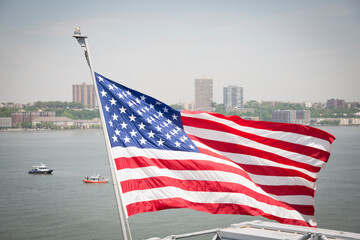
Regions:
[[0, 0, 359, 105]]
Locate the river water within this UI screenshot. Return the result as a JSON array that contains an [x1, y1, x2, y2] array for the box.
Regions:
[[0, 127, 359, 239]]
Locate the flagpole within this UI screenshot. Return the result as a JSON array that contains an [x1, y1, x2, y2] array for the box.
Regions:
[[72, 27, 132, 240]]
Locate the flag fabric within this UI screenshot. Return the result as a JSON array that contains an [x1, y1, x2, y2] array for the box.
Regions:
[[94, 72, 335, 227]]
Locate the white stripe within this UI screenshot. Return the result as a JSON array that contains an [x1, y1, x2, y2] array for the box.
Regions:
[[181, 112, 331, 152], [122, 186, 313, 223], [272, 194, 314, 206], [248, 173, 315, 189]]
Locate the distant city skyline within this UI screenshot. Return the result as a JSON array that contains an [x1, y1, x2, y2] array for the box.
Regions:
[[0, 0, 359, 104]]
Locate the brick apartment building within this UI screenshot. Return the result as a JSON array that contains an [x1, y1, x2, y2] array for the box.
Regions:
[[11, 111, 55, 127], [72, 83, 97, 109]]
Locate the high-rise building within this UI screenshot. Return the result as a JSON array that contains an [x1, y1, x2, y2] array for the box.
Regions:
[[194, 76, 213, 111], [326, 99, 345, 108], [72, 83, 97, 109], [223, 85, 243, 108]]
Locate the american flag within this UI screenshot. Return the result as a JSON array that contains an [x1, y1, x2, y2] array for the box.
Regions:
[[95, 72, 335, 227]]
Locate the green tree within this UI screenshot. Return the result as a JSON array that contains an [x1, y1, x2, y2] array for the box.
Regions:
[[0, 107, 17, 117], [22, 122, 33, 128]]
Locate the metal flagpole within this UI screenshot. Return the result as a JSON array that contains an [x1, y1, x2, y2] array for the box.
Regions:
[[72, 27, 132, 240]]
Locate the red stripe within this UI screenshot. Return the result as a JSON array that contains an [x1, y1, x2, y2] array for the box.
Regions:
[[190, 134, 321, 173], [238, 164, 316, 182], [181, 110, 335, 144], [126, 198, 311, 227], [258, 184, 315, 197], [182, 115, 330, 162], [114, 156, 252, 181]]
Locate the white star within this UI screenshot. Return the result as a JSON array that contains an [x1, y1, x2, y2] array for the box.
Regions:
[[140, 137, 147, 145], [129, 114, 136, 122], [100, 90, 107, 97], [137, 110, 143, 116], [128, 101, 133, 107], [163, 107, 169, 113], [97, 76, 104, 82], [130, 129, 137, 137], [190, 145, 195, 149], [157, 111, 163, 118], [147, 118, 153, 124], [166, 119, 172, 125], [138, 122, 146, 130], [108, 84, 114, 91], [115, 128, 121, 136], [156, 101, 161, 105], [166, 133, 171, 139], [112, 113, 119, 121], [110, 98, 116, 106], [118, 92, 124, 99], [157, 139, 164, 146], [121, 122, 128, 129], [108, 120, 113, 127], [149, 103, 154, 109], [119, 106, 127, 113], [112, 135, 118, 142], [140, 95, 146, 101], [172, 114, 178, 120], [126, 90, 131, 95], [148, 130, 155, 138], [175, 141, 181, 147], [104, 105, 110, 112], [135, 98, 141, 104], [112, 84, 118, 90], [123, 136, 130, 143], [156, 126, 162, 132]]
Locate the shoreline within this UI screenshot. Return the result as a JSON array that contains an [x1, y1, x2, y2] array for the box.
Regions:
[[0, 128, 102, 132]]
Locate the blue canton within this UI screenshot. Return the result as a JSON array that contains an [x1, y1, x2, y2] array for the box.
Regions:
[[95, 72, 199, 153]]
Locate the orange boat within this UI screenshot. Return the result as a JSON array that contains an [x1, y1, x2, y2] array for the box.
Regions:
[[83, 174, 108, 183]]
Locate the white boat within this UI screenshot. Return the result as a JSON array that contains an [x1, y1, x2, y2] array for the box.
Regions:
[[83, 174, 108, 183], [28, 163, 53, 174]]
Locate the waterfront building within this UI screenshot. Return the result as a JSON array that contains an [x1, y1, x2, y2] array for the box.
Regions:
[[32, 117, 74, 128], [11, 111, 56, 127], [223, 85, 243, 108], [72, 83, 97, 109], [73, 118, 102, 129], [194, 76, 213, 111], [272, 110, 311, 125], [0, 117, 11, 128]]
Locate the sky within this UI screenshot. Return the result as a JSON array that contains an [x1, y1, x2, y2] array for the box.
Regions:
[[0, 0, 359, 105]]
